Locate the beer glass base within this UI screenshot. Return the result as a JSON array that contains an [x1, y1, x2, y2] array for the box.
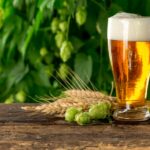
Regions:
[[113, 106, 150, 121]]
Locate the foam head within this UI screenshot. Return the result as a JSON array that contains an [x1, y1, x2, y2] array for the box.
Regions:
[[107, 12, 150, 41]]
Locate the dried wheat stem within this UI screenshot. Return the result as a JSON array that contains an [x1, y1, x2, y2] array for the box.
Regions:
[[64, 89, 116, 102], [64, 89, 105, 98], [22, 90, 117, 117]]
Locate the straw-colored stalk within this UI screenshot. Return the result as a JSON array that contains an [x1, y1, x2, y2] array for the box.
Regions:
[[22, 70, 150, 118], [22, 89, 117, 117]]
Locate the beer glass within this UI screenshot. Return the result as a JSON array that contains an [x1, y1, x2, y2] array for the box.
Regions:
[[107, 13, 150, 121]]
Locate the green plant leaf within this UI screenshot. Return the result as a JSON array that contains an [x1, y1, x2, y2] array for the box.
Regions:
[[145, 0, 150, 15], [13, 0, 23, 10], [108, 3, 123, 16], [34, 10, 43, 32], [4, 62, 29, 96], [70, 36, 84, 52], [38, 0, 55, 12], [31, 66, 50, 87], [97, 10, 108, 39], [54, 0, 64, 9], [113, 0, 128, 11], [0, 25, 14, 59], [47, 0, 55, 10], [26, 3, 36, 22], [74, 53, 93, 84], [20, 26, 34, 58], [66, 0, 76, 16]]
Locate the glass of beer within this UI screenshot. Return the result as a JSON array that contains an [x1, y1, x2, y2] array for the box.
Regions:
[[107, 12, 150, 121]]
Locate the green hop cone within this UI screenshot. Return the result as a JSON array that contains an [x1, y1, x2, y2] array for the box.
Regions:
[[58, 8, 68, 16], [65, 107, 82, 123], [15, 90, 26, 103], [105, 101, 111, 110], [51, 18, 59, 33], [58, 8, 68, 20], [58, 63, 69, 80], [89, 102, 110, 120], [40, 47, 48, 57], [75, 7, 87, 26], [75, 112, 91, 125], [55, 32, 65, 48], [60, 41, 73, 62], [5, 95, 14, 104], [59, 21, 68, 32]]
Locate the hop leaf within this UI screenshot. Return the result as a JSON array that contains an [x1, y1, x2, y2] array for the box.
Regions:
[[65, 107, 82, 123], [75, 7, 87, 26], [89, 102, 110, 120], [75, 112, 91, 125], [60, 41, 73, 62], [55, 32, 65, 48]]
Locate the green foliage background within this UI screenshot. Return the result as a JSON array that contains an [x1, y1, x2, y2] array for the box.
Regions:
[[0, 0, 150, 103]]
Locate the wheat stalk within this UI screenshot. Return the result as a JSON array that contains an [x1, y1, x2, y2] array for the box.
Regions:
[[65, 89, 105, 98], [22, 89, 117, 117], [22, 70, 150, 118], [22, 70, 118, 117]]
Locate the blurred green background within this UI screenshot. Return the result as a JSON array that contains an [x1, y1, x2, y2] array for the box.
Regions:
[[0, 0, 150, 103]]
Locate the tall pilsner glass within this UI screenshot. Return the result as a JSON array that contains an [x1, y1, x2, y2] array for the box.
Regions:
[[107, 13, 150, 121]]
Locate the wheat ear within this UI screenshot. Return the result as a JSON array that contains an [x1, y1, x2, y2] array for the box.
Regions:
[[22, 89, 117, 117]]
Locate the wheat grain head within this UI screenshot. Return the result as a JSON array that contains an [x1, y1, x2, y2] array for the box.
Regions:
[[22, 89, 117, 117]]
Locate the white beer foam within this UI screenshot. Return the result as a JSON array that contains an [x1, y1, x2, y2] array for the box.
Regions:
[[107, 12, 150, 41]]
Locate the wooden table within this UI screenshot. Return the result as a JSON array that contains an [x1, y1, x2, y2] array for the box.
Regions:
[[0, 104, 150, 150]]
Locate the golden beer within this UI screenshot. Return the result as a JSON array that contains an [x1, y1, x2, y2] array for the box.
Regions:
[[109, 40, 150, 108], [107, 12, 150, 121]]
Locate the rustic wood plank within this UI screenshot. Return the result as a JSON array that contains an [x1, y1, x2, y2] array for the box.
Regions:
[[0, 104, 150, 150]]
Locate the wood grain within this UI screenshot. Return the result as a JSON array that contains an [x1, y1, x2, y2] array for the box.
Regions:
[[0, 104, 150, 150]]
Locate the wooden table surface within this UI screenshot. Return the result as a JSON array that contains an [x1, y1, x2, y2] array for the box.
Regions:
[[0, 104, 150, 150]]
